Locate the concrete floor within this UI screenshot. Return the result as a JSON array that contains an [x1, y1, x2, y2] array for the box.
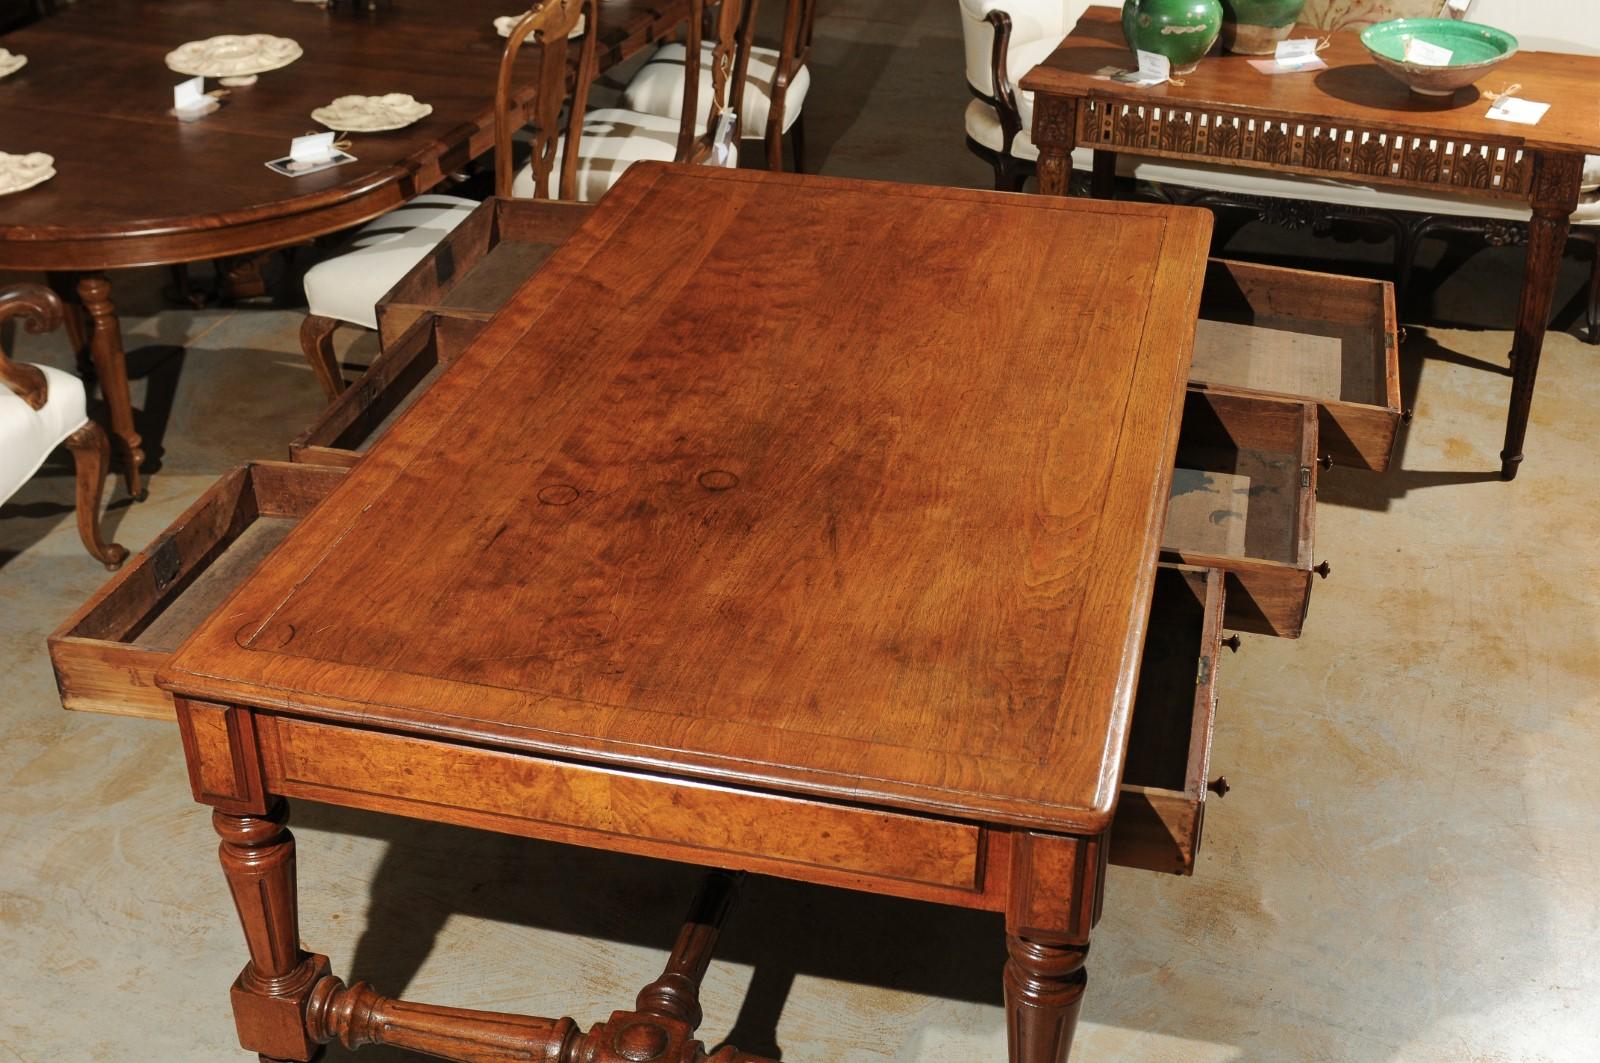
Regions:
[[3, 1, 1600, 1060]]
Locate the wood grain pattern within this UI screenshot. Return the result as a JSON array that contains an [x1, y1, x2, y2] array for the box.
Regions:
[[161, 165, 1215, 834]]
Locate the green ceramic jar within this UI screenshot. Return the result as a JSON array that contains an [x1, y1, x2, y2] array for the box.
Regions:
[[1121, 0, 1224, 74], [1219, 0, 1308, 55]]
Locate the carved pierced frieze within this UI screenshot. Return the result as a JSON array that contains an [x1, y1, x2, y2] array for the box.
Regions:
[[1074, 97, 1533, 200]]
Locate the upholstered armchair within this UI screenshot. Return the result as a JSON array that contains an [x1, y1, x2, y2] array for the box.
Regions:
[[0, 285, 126, 569]]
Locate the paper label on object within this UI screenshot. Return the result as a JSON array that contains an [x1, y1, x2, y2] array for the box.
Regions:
[[712, 110, 737, 167], [1250, 54, 1328, 75], [1446, 0, 1470, 13], [173, 76, 206, 112], [1111, 50, 1171, 86], [1486, 97, 1551, 125], [291, 132, 338, 164], [1275, 38, 1320, 65], [266, 146, 356, 177], [1403, 37, 1453, 66]]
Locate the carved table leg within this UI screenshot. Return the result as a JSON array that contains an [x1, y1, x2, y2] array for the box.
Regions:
[[46, 272, 94, 377], [215, 801, 331, 1062], [1032, 95, 1078, 198], [1005, 832, 1104, 1063], [1005, 937, 1089, 1063], [1502, 153, 1583, 480], [62, 421, 128, 569], [76, 273, 145, 499]]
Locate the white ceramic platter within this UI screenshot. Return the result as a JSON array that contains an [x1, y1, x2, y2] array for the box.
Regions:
[[0, 153, 55, 196], [0, 49, 26, 79], [494, 13, 586, 39], [165, 34, 303, 79], [311, 93, 433, 132]]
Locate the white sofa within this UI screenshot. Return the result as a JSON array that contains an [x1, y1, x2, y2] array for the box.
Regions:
[[959, 0, 1600, 332]]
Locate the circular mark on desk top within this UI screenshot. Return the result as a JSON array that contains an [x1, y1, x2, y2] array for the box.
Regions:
[[236, 621, 295, 650], [697, 469, 739, 491], [537, 484, 579, 506]]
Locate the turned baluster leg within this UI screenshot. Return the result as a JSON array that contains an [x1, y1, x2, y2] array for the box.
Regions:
[[215, 801, 331, 1063], [1005, 937, 1089, 1063], [1005, 832, 1104, 1063], [76, 274, 145, 499], [45, 272, 93, 377], [1502, 153, 1583, 480]]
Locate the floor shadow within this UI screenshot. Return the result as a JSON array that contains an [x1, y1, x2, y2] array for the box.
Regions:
[[295, 803, 1004, 1062]]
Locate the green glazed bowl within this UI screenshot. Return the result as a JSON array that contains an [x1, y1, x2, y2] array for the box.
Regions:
[[1360, 18, 1519, 97]]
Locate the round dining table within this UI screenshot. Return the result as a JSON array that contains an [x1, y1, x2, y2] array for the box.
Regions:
[[0, 0, 686, 497]]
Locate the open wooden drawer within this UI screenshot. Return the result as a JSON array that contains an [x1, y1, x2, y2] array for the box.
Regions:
[[48, 462, 346, 721], [291, 313, 480, 468], [1162, 389, 1322, 639], [375, 196, 594, 349], [1109, 564, 1226, 875], [1190, 258, 1401, 472]]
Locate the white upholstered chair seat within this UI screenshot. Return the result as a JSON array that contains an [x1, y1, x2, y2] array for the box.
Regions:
[[511, 108, 735, 203], [1, 363, 88, 504], [620, 42, 811, 136], [303, 195, 480, 330]]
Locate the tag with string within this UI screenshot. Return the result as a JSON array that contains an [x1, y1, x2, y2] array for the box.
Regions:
[[1483, 83, 1549, 125], [712, 110, 737, 168], [1250, 37, 1329, 74]]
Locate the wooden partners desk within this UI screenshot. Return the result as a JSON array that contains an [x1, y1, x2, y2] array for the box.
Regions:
[[159, 164, 1214, 1062], [1021, 7, 1600, 480], [0, 0, 689, 497]]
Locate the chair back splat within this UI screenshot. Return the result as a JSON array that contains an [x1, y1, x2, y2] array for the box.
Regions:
[[679, 0, 761, 161], [495, 0, 600, 199]]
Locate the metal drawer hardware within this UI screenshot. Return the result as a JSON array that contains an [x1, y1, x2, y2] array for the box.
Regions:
[[1314, 561, 1332, 579], [1208, 776, 1230, 798], [1300, 466, 1312, 488], [1221, 634, 1241, 653], [1197, 654, 1212, 686], [1318, 454, 1334, 471]]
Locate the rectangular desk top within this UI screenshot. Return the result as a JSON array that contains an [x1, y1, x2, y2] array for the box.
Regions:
[[1021, 8, 1600, 158], [162, 164, 1213, 832]]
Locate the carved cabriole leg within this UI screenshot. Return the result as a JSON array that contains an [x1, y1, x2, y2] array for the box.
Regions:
[[214, 801, 332, 1063], [61, 421, 128, 569], [1004, 832, 1105, 1063], [1502, 152, 1584, 480], [76, 273, 145, 499], [1032, 95, 1077, 198], [299, 315, 346, 402]]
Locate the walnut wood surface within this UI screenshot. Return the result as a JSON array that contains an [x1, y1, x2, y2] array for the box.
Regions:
[[1021, 8, 1600, 158], [0, 0, 689, 271], [162, 164, 1214, 834]]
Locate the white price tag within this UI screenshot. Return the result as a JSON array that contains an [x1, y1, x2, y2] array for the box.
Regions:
[[291, 132, 337, 165], [1275, 38, 1320, 65], [1446, 0, 1470, 14], [1136, 49, 1171, 82], [1111, 50, 1171, 86], [712, 110, 737, 168], [173, 76, 206, 111], [1485, 97, 1550, 125], [1403, 37, 1453, 66]]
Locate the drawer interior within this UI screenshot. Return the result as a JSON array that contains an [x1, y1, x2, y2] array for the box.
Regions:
[[1192, 258, 1390, 409], [1164, 389, 1312, 569], [1110, 564, 1224, 875], [291, 314, 480, 466], [49, 462, 346, 720]]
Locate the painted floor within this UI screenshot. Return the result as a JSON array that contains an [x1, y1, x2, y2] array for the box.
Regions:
[[2, 1, 1598, 1060]]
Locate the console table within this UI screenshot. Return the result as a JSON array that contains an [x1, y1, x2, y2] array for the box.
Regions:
[[1021, 7, 1600, 480]]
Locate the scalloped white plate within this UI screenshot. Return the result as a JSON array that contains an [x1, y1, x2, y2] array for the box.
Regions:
[[0, 49, 26, 79], [311, 93, 433, 132], [0, 152, 55, 196], [494, 13, 585, 39], [165, 34, 302, 78]]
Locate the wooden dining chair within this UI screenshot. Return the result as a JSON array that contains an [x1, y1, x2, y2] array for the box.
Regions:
[[618, 0, 811, 171], [0, 285, 127, 569], [505, 0, 759, 199], [297, 0, 598, 401]]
